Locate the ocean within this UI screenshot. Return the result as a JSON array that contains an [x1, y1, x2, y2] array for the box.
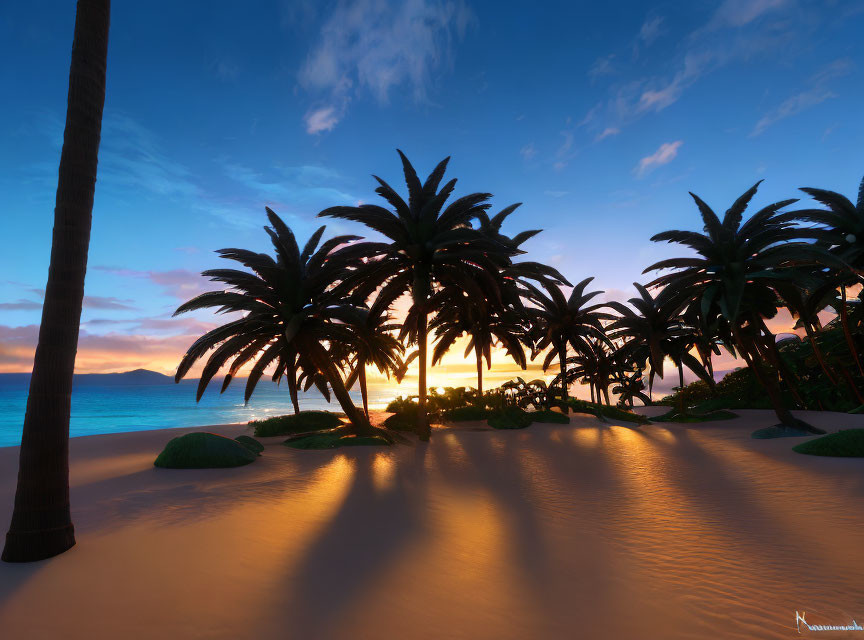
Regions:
[[0, 374, 395, 448]]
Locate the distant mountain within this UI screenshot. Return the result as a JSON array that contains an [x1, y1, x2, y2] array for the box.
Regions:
[[0, 368, 176, 387]]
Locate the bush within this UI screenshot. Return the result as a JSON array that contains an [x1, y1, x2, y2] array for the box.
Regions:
[[284, 432, 343, 449], [567, 399, 650, 424], [250, 411, 343, 437], [793, 429, 864, 456], [488, 408, 533, 430], [443, 405, 491, 422], [531, 409, 570, 424], [234, 435, 264, 454], [385, 395, 417, 413], [337, 435, 390, 447], [154, 432, 257, 468]]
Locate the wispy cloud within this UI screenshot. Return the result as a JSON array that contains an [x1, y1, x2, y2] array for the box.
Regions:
[[589, 54, 615, 79], [298, 0, 473, 134], [638, 15, 664, 46], [94, 267, 209, 301], [750, 58, 854, 136], [707, 0, 788, 29], [634, 140, 683, 178], [520, 142, 537, 161], [595, 127, 620, 142], [543, 190, 569, 198]]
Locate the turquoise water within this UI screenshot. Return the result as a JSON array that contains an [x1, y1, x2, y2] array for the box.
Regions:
[[0, 379, 392, 448]]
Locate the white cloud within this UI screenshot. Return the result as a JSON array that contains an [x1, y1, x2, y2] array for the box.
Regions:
[[304, 106, 342, 134], [638, 16, 664, 45], [708, 0, 788, 29], [595, 127, 620, 141], [750, 58, 854, 136], [298, 0, 472, 134], [634, 141, 683, 178], [544, 190, 569, 198], [589, 54, 615, 79], [520, 142, 537, 161]]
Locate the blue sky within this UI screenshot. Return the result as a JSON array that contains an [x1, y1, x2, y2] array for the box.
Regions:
[[1, 0, 863, 374]]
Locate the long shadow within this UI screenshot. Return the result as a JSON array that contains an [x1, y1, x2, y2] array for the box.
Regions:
[[274, 446, 428, 639]]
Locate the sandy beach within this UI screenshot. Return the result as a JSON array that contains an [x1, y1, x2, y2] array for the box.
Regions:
[[0, 409, 863, 639]]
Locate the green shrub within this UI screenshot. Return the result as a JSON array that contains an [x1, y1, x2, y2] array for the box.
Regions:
[[443, 405, 491, 422], [283, 432, 344, 449], [385, 396, 417, 413], [567, 399, 650, 424], [793, 429, 864, 456], [250, 411, 343, 437], [155, 432, 257, 468], [531, 409, 570, 424], [234, 435, 264, 454], [488, 408, 533, 430], [751, 426, 813, 439], [383, 408, 419, 431], [337, 435, 390, 447]]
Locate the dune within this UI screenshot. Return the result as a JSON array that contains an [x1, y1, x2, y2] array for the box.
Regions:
[[1, 409, 863, 639]]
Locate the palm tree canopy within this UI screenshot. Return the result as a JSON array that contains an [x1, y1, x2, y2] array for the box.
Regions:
[[174, 208, 363, 403]]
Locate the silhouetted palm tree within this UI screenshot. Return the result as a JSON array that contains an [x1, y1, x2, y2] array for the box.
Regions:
[[645, 181, 828, 433], [430, 289, 528, 395], [524, 277, 611, 406], [174, 209, 374, 433], [342, 297, 409, 419], [4, 0, 110, 563], [795, 176, 864, 376], [318, 151, 512, 440]]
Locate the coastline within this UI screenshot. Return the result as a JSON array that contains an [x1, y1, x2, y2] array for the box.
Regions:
[[1, 409, 863, 639]]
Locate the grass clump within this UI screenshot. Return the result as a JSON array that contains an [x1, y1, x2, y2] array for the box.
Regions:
[[651, 409, 738, 423], [488, 408, 533, 430], [793, 429, 864, 456], [443, 405, 491, 422], [751, 426, 813, 439], [155, 432, 257, 468], [283, 432, 344, 449], [531, 409, 570, 424], [337, 435, 391, 447], [234, 435, 264, 454], [567, 399, 650, 425], [250, 411, 343, 437]]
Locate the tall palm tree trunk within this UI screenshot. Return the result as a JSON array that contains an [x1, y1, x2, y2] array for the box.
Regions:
[[733, 328, 823, 434], [802, 323, 837, 385], [307, 343, 372, 435], [287, 367, 300, 415], [416, 310, 430, 441], [3, 0, 110, 564], [558, 343, 569, 409], [359, 362, 369, 420], [475, 346, 483, 396]]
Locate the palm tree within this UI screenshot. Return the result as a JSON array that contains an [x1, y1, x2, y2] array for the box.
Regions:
[[524, 277, 611, 407], [429, 289, 528, 396], [174, 209, 375, 434], [645, 181, 829, 433], [794, 176, 864, 376], [4, 0, 110, 563], [342, 297, 409, 420], [318, 151, 512, 440]]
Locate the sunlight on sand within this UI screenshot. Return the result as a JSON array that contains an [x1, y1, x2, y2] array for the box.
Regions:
[[1, 412, 863, 639]]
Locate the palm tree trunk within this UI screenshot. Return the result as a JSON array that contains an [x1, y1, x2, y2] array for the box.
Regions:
[[287, 366, 300, 415], [802, 322, 836, 385], [733, 328, 824, 434], [359, 362, 369, 420], [589, 383, 595, 404], [558, 343, 569, 409], [839, 285, 864, 376], [307, 343, 371, 435], [475, 346, 483, 396], [416, 310, 430, 441], [3, 0, 110, 564]]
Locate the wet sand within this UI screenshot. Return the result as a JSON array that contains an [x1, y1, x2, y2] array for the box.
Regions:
[[1, 409, 863, 639]]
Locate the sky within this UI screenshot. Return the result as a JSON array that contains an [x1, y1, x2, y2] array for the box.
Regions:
[[1, 0, 864, 391]]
